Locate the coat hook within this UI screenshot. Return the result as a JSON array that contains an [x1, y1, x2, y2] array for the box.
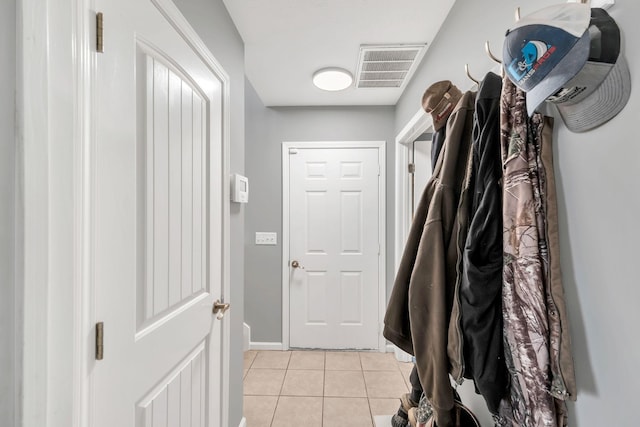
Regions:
[[465, 64, 480, 85], [515, 7, 521, 21], [484, 41, 502, 64]]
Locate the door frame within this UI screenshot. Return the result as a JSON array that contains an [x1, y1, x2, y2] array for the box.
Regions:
[[281, 141, 386, 352], [18, 0, 232, 425], [394, 110, 433, 271]]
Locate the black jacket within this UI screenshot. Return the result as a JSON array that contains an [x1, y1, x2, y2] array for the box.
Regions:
[[460, 72, 508, 414], [431, 126, 445, 171]]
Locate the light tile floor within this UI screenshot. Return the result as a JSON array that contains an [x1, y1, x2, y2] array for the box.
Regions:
[[243, 350, 414, 427]]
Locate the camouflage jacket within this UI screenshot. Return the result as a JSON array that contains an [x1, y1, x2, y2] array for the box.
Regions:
[[498, 76, 577, 427]]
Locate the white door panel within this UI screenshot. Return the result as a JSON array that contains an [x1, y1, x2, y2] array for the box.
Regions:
[[93, 0, 224, 425], [289, 147, 380, 349], [136, 343, 206, 427]]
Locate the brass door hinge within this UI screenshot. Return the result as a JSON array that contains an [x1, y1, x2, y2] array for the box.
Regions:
[[95, 322, 104, 360], [96, 12, 104, 53]]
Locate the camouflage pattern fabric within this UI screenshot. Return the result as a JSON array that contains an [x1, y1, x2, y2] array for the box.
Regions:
[[498, 75, 568, 427]]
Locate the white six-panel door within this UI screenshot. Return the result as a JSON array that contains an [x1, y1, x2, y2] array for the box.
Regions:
[[288, 146, 381, 349], [92, 0, 226, 425]]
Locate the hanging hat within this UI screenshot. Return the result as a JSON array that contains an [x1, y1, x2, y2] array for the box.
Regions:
[[503, 2, 592, 116], [422, 81, 463, 131], [546, 8, 631, 132]]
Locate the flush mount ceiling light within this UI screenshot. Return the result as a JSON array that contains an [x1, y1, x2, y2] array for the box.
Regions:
[[312, 67, 353, 91]]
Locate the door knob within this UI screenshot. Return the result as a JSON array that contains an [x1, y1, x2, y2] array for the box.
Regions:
[[291, 260, 305, 269], [213, 300, 231, 320]]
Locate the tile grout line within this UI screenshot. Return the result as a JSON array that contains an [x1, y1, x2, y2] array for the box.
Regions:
[[269, 394, 280, 427], [273, 351, 291, 427], [321, 351, 326, 426], [277, 351, 290, 395], [359, 352, 376, 426]]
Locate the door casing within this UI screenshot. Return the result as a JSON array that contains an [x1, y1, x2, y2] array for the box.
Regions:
[[17, 0, 232, 425], [394, 109, 434, 273], [281, 141, 386, 352]]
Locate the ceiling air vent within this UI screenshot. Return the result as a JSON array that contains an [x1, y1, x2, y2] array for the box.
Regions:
[[355, 44, 427, 89]]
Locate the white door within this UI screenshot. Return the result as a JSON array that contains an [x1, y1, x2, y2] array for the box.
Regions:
[[288, 146, 381, 349], [92, 1, 227, 426]]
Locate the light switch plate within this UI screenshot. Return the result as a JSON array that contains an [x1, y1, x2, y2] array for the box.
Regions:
[[255, 232, 277, 245]]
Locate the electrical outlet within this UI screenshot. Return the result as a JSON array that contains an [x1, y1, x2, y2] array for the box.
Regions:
[[255, 232, 277, 245]]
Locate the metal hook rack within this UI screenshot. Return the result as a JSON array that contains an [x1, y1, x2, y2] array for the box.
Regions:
[[465, 64, 480, 85], [484, 41, 502, 64]]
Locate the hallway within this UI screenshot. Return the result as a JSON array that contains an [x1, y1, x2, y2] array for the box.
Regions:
[[243, 350, 413, 426]]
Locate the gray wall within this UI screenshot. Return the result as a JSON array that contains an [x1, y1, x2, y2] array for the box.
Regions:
[[244, 80, 396, 343], [0, 0, 16, 425], [395, 0, 640, 425], [172, 1, 245, 425]]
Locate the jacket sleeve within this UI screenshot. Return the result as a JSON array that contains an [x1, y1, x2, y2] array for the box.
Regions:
[[408, 189, 455, 427], [383, 179, 435, 354]]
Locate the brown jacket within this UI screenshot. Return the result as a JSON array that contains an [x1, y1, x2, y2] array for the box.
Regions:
[[384, 91, 475, 427]]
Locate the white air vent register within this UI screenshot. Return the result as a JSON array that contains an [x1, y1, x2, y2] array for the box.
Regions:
[[355, 44, 427, 89]]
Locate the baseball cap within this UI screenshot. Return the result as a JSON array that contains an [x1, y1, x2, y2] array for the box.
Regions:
[[503, 3, 592, 116], [421, 81, 463, 131], [546, 8, 631, 132]]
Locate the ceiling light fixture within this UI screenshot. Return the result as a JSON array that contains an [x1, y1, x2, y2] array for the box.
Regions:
[[312, 67, 353, 91]]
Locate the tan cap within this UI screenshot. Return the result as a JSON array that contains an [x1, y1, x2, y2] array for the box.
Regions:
[[422, 81, 463, 131]]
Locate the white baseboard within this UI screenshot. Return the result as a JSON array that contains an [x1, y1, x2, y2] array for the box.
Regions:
[[249, 341, 284, 351], [243, 323, 251, 352], [386, 344, 394, 353], [238, 416, 247, 427]]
